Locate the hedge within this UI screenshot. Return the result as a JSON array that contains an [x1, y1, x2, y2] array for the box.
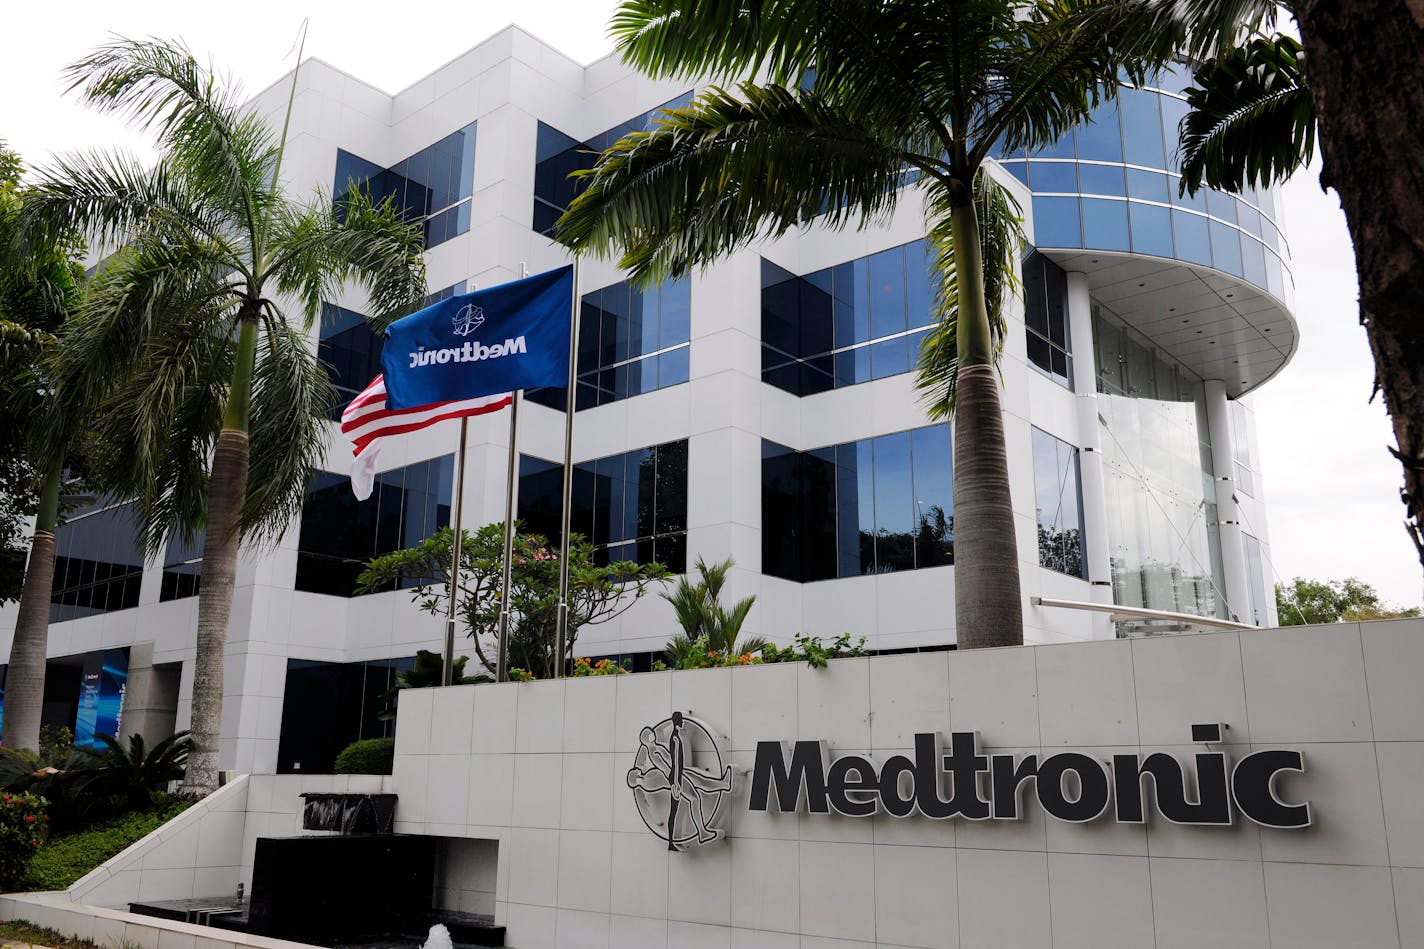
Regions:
[[333, 738, 395, 775]]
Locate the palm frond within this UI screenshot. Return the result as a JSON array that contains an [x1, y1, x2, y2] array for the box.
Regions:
[[610, 0, 823, 83], [1177, 33, 1315, 196], [65, 37, 276, 241], [241, 317, 336, 547], [557, 83, 914, 284], [267, 187, 428, 329], [915, 171, 1024, 418]]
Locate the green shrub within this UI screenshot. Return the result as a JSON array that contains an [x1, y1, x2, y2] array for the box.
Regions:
[[333, 738, 395, 775], [0, 791, 49, 891], [26, 795, 192, 892]]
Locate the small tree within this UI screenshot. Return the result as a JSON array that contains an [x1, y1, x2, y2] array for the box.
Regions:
[[663, 557, 768, 667], [1274, 576, 1421, 626], [358, 523, 669, 679]]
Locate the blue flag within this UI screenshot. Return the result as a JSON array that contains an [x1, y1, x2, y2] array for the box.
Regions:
[[381, 265, 573, 410]]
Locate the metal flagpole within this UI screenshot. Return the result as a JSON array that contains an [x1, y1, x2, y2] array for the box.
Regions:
[[496, 392, 520, 682], [443, 417, 470, 686], [496, 265, 528, 683], [554, 259, 582, 679]]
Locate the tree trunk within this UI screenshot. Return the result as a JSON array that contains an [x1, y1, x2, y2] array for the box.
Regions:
[[181, 314, 256, 795], [1, 462, 61, 752], [949, 188, 1024, 648], [1292, 0, 1424, 569]]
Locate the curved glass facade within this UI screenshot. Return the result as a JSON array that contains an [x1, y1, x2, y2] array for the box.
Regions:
[[995, 75, 1292, 303], [1093, 301, 1228, 632]]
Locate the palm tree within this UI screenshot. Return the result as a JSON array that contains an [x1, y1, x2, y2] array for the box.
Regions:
[[556, 0, 1138, 647], [20, 39, 427, 793], [662, 557, 768, 663], [0, 140, 88, 752]]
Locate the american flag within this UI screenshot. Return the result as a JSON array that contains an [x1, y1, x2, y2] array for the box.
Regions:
[[339, 374, 511, 499]]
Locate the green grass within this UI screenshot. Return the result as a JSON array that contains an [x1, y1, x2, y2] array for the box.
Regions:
[[0, 919, 104, 949], [25, 798, 193, 892]]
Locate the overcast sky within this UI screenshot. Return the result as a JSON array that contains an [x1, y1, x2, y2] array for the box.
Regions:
[[3, 1, 1418, 607]]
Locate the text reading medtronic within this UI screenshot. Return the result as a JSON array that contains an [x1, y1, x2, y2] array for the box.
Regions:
[[749, 724, 1311, 829]]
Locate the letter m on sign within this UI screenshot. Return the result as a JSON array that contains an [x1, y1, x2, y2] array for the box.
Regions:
[[749, 741, 830, 814]]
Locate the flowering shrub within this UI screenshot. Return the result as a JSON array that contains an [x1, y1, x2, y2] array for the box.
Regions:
[[570, 657, 630, 677], [0, 791, 48, 890], [664, 638, 766, 670], [762, 633, 868, 668]]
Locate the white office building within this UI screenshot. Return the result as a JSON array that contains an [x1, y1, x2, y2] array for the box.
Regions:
[[0, 25, 1294, 776]]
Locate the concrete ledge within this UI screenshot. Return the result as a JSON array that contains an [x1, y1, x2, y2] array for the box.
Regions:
[[0, 891, 318, 949]]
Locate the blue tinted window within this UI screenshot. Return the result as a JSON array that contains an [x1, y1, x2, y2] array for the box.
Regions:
[[1003, 161, 1029, 186], [873, 432, 916, 572], [1033, 129, 1076, 160], [762, 240, 932, 395], [1032, 196, 1082, 248], [1077, 164, 1126, 196], [319, 303, 380, 419], [1082, 198, 1131, 251], [764, 425, 953, 582], [868, 246, 908, 338], [1172, 211, 1212, 265], [1022, 251, 1073, 388], [1242, 237, 1268, 289], [1209, 220, 1243, 275], [1126, 168, 1170, 203], [870, 335, 910, 380], [1075, 100, 1124, 162], [531, 94, 692, 235], [1119, 89, 1166, 168], [1028, 162, 1078, 192], [1266, 254, 1285, 299], [1170, 179, 1207, 212], [1158, 95, 1191, 171], [1205, 189, 1238, 224], [1129, 202, 1174, 258], [296, 456, 453, 597], [1032, 428, 1086, 578], [1236, 201, 1262, 237], [50, 501, 145, 622], [527, 276, 690, 411], [517, 440, 687, 571]]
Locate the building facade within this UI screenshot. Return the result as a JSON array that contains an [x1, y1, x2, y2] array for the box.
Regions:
[[0, 26, 1294, 774]]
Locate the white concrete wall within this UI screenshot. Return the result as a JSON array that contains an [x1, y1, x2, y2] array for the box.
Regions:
[[67, 776, 250, 908], [379, 619, 1424, 948]]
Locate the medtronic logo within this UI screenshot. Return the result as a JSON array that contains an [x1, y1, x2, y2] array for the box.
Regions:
[[626, 719, 1313, 851], [407, 336, 527, 368], [452, 303, 485, 336], [626, 713, 733, 851]]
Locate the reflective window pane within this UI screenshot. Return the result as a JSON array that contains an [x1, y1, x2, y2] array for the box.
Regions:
[[1129, 202, 1174, 258], [1119, 89, 1166, 168], [1027, 161, 1078, 192], [1126, 168, 1171, 203], [1209, 220, 1244, 276], [1032, 196, 1082, 248], [1075, 100, 1124, 162], [1082, 198, 1131, 252], [1171, 211, 1212, 265], [1077, 163, 1126, 196]]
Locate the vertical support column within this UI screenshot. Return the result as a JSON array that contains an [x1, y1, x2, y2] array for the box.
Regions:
[[1065, 273, 1113, 638], [1204, 380, 1252, 623]]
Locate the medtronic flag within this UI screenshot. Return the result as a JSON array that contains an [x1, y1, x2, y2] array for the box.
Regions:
[[381, 265, 573, 410]]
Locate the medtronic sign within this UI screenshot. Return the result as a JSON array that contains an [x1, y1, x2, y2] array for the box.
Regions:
[[627, 717, 1312, 850], [750, 724, 1310, 829]]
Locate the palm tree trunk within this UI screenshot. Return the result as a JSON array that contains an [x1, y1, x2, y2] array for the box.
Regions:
[[181, 314, 256, 794], [1292, 0, 1424, 571], [949, 187, 1023, 648], [1, 460, 62, 752]]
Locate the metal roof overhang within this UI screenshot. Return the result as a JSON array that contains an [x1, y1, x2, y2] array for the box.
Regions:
[[1039, 249, 1299, 398]]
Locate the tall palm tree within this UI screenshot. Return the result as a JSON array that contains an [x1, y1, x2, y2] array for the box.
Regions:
[[0, 140, 88, 752], [556, 0, 1137, 647], [21, 38, 427, 792]]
